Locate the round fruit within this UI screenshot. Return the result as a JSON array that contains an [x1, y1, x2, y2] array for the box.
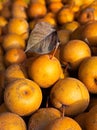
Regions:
[[60, 39, 91, 70], [4, 78, 42, 116], [70, 24, 85, 40], [82, 21, 97, 46], [57, 7, 74, 25], [62, 21, 80, 32], [74, 112, 88, 130], [44, 116, 82, 130], [50, 77, 90, 116], [89, 104, 97, 113], [11, 0, 28, 19], [87, 97, 97, 111], [37, 15, 57, 27], [67, 0, 94, 7], [5, 64, 27, 83], [12, 4, 27, 19], [2, 33, 26, 51], [77, 7, 94, 24], [0, 112, 27, 130], [48, 2, 64, 14], [4, 48, 26, 66], [0, 1, 11, 19], [85, 109, 97, 130], [28, 107, 61, 130], [78, 56, 97, 93], [7, 18, 29, 40], [27, 3, 47, 19], [28, 54, 64, 88], [57, 29, 70, 45]]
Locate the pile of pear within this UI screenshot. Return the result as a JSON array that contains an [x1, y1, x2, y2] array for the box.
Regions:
[[0, 0, 97, 130]]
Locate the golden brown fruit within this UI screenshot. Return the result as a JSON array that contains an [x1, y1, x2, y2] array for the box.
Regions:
[[11, 0, 28, 19], [28, 54, 64, 88], [0, 1, 12, 19], [4, 78, 42, 116], [2, 33, 26, 51], [37, 16, 57, 27], [48, 2, 64, 14], [85, 109, 97, 130], [89, 104, 97, 113], [45, 12, 56, 18], [66, 0, 94, 7], [7, 18, 29, 40], [57, 29, 70, 45], [5, 64, 27, 83], [70, 24, 85, 40], [78, 56, 97, 93], [87, 0, 97, 21], [87, 97, 97, 111], [50, 77, 90, 116], [0, 112, 27, 130], [74, 112, 88, 129], [77, 7, 95, 24], [4, 48, 26, 66], [62, 21, 80, 32], [82, 21, 97, 47], [44, 116, 82, 130], [28, 107, 62, 130], [12, 4, 27, 19], [57, 7, 74, 25], [27, 3, 47, 19], [60, 40, 91, 70]]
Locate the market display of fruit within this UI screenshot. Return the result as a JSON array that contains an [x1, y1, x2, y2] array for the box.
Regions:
[[1, 0, 97, 130]]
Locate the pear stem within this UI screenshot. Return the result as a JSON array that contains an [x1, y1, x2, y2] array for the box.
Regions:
[[62, 62, 70, 71], [46, 96, 49, 108], [62, 105, 65, 117], [50, 42, 60, 59]]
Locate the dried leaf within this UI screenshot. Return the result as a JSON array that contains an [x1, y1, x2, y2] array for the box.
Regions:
[[25, 22, 59, 54]]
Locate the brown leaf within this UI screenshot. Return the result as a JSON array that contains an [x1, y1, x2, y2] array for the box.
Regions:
[[25, 22, 59, 54]]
